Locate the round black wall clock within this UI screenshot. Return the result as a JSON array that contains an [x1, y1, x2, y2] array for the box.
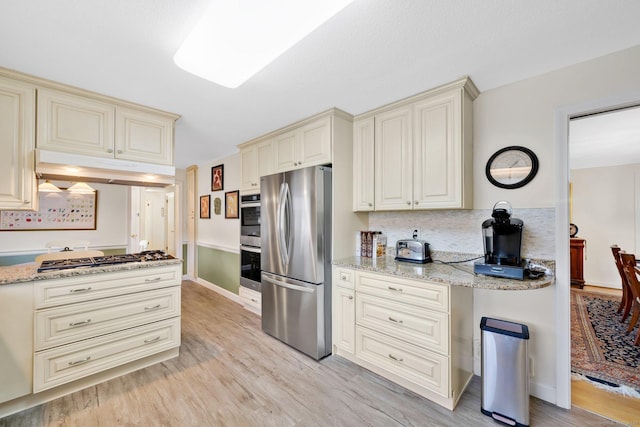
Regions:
[[485, 146, 539, 189]]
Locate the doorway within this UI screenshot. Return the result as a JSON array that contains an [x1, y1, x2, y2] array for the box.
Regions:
[[129, 185, 179, 256], [560, 102, 640, 420]]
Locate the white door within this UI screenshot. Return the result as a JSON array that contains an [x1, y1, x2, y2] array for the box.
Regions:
[[128, 187, 142, 254], [143, 189, 166, 251], [186, 166, 197, 279], [166, 192, 175, 255]]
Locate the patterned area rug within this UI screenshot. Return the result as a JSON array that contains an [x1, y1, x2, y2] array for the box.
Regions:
[[571, 289, 640, 393]]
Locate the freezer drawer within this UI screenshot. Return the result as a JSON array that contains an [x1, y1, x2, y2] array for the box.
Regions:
[[261, 272, 330, 360]]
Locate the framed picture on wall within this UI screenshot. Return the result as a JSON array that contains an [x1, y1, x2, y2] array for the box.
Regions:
[[211, 164, 224, 192], [200, 195, 211, 219], [225, 190, 239, 219]]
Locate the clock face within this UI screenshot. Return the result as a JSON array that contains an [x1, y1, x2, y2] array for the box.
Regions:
[[486, 146, 539, 189]]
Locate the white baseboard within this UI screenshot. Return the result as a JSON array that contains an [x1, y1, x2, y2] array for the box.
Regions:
[[195, 278, 242, 305]]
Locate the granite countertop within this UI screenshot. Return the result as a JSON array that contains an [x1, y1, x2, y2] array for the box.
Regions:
[[332, 254, 554, 290], [0, 258, 183, 286]]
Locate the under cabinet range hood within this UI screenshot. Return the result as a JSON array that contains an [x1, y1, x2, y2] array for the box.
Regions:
[[35, 149, 175, 187]]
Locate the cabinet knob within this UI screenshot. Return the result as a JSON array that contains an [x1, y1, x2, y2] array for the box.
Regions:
[[117, 149, 123, 154], [348, 295, 353, 300], [23, 200, 30, 204], [368, 202, 373, 207], [406, 201, 411, 205], [414, 201, 419, 205], [107, 148, 114, 153]]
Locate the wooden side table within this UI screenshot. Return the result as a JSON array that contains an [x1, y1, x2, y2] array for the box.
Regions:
[[570, 238, 586, 288]]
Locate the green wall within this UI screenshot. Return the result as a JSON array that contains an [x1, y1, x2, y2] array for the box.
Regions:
[[197, 246, 240, 295], [182, 243, 187, 276]]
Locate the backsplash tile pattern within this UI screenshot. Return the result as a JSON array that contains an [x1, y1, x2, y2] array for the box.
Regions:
[[365, 208, 555, 260]]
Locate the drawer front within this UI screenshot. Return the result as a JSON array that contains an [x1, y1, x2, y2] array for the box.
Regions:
[[239, 286, 261, 315], [356, 326, 449, 397], [35, 286, 181, 351], [34, 317, 180, 392], [356, 293, 449, 355], [356, 272, 449, 312], [35, 265, 181, 308], [333, 267, 354, 290]]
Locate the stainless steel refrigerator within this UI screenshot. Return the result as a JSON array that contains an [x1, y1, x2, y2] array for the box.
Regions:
[[260, 165, 332, 360]]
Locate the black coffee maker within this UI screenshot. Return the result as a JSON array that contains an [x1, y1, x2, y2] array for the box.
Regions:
[[474, 201, 526, 280]]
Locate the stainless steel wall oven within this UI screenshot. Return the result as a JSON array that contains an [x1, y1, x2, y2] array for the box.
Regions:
[[240, 194, 261, 292]]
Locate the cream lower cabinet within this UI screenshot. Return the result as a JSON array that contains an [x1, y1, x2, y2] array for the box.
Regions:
[[332, 268, 356, 355], [37, 88, 175, 166], [33, 264, 182, 392], [0, 76, 37, 211], [332, 267, 473, 410], [0, 282, 34, 404]]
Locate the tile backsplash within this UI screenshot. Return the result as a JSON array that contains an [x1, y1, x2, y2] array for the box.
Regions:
[[362, 208, 555, 260]]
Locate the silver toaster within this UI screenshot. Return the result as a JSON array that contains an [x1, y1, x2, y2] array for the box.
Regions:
[[395, 239, 432, 264]]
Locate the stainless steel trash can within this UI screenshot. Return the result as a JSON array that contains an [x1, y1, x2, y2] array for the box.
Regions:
[[480, 317, 530, 427]]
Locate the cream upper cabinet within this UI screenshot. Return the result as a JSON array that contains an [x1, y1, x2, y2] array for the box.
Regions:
[[115, 107, 174, 165], [37, 89, 115, 158], [37, 89, 175, 166], [240, 138, 273, 193], [274, 115, 331, 172], [352, 117, 375, 211], [354, 77, 477, 211], [0, 76, 37, 210], [374, 106, 413, 210]]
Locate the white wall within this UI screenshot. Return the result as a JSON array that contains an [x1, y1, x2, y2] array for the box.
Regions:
[[571, 164, 638, 289], [0, 181, 129, 255], [471, 45, 640, 403], [196, 153, 240, 252]]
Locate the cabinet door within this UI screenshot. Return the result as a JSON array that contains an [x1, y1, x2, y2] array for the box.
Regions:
[[374, 107, 412, 210], [298, 116, 331, 168], [37, 89, 115, 158], [240, 139, 273, 193], [273, 129, 298, 172], [240, 144, 259, 192], [334, 286, 356, 355], [0, 77, 37, 210], [0, 282, 34, 404], [413, 91, 463, 208], [353, 117, 375, 211], [115, 107, 174, 165]]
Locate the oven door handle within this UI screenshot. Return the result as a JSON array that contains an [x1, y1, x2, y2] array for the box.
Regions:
[[240, 245, 261, 253]]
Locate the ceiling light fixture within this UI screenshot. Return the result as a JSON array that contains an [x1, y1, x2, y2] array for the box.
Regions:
[[38, 180, 62, 193], [173, 0, 354, 88], [68, 182, 96, 194]]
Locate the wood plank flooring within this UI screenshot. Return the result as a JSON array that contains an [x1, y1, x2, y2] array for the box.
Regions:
[[1, 280, 624, 426]]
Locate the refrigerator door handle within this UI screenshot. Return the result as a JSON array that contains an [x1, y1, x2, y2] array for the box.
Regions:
[[262, 274, 315, 293], [277, 182, 292, 267]]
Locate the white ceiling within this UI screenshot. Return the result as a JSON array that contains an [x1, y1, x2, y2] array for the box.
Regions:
[[2, 0, 640, 169], [570, 106, 640, 169]]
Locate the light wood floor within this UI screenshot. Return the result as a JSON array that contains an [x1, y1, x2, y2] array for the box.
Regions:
[[0, 281, 624, 426], [572, 285, 640, 426]]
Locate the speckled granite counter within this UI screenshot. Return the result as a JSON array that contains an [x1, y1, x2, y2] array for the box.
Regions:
[[0, 259, 183, 286], [332, 255, 554, 290]]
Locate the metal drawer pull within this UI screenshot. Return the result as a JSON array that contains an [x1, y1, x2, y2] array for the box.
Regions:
[[144, 336, 161, 344], [69, 287, 92, 293], [388, 354, 403, 362], [145, 277, 162, 282], [68, 356, 91, 366], [388, 316, 403, 324], [387, 286, 403, 292], [69, 319, 92, 327], [144, 304, 162, 311], [250, 298, 258, 303]]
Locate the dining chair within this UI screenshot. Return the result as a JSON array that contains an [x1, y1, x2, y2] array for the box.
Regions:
[[619, 253, 640, 345], [611, 245, 633, 321]]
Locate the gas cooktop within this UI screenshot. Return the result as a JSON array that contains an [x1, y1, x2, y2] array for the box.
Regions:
[[37, 250, 176, 272]]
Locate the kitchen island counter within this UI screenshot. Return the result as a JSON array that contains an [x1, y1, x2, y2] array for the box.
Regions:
[[0, 258, 183, 286], [333, 254, 553, 290]]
